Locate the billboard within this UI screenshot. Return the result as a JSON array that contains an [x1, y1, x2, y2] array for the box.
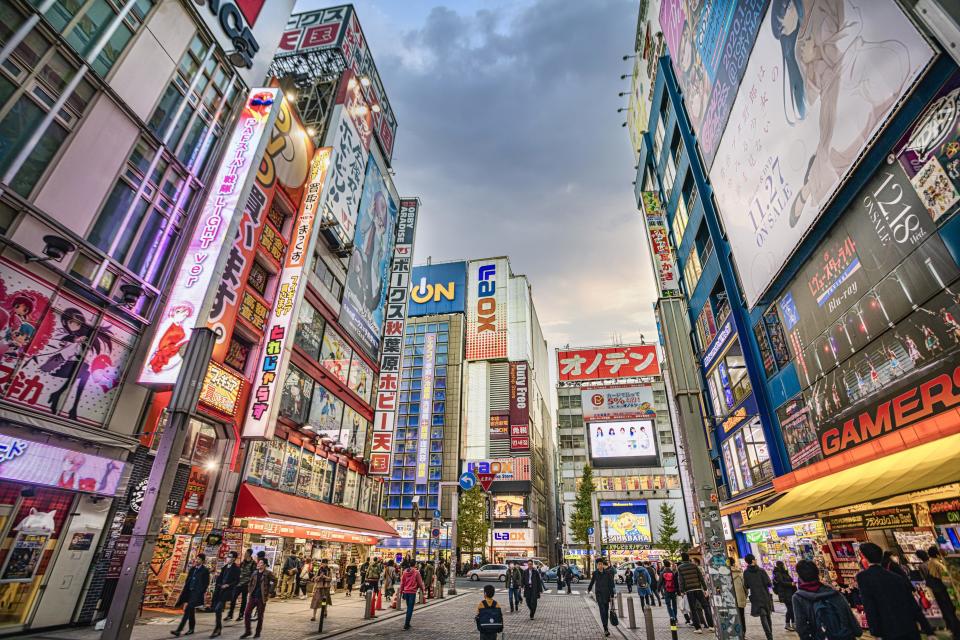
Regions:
[[588, 419, 658, 468], [0, 434, 126, 496], [599, 500, 651, 544], [369, 198, 419, 474], [415, 334, 437, 484], [640, 192, 681, 297], [557, 345, 659, 382], [466, 258, 509, 361], [319, 104, 369, 249], [709, 0, 935, 308], [339, 155, 399, 358], [493, 495, 528, 520], [581, 386, 656, 422], [408, 262, 467, 316], [659, 0, 768, 167], [140, 89, 280, 386], [464, 458, 531, 482], [776, 396, 821, 469], [509, 361, 530, 452], [243, 148, 331, 440]]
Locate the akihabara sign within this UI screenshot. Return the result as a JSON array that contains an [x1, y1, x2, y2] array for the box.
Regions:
[[139, 89, 280, 386], [557, 345, 659, 382], [640, 192, 681, 297], [509, 361, 530, 452], [278, 6, 398, 162], [466, 259, 508, 361], [369, 199, 419, 474], [0, 435, 126, 496], [243, 148, 331, 440]]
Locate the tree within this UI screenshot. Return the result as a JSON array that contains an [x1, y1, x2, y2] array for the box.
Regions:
[[457, 486, 489, 562], [656, 502, 689, 560], [571, 464, 596, 544]]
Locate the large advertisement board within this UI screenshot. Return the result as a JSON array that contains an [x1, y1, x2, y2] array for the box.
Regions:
[[339, 155, 399, 358], [415, 334, 436, 484], [408, 262, 467, 317], [557, 345, 659, 382], [140, 89, 280, 386], [581, 386, 656, 422], [320, 103, 369, 249], [659, 0, 768, 167], [599, 500, 651, 544], [509, 361, 530, 452], [709, 0, 934, 308], [464, 458, 531, 482], [466, 258, 509, 361], [589, 419, 658, 468], [0, 434, 126, 495], [640, 192, 681, 297]]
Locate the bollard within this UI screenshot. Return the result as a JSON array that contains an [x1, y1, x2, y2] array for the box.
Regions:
[[670, 617, 679, 640], [617, 592, 624, 618], [644, 603, 655, 640], [363, 589, 373, 619], [627, 596, 638, 630], [318, 604, 327, 634]]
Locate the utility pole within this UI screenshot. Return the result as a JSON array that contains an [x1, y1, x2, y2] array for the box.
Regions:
[[102, 328, 216, 640], [657, 298, 743, 640], [412, 497, 420, 564]]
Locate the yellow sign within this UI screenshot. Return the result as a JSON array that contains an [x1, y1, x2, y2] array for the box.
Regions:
[[723, 407, 748, 433], [199, 362, 244, 416]]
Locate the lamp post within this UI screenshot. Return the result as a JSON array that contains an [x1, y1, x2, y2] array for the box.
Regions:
[[411, 495, 421, 564]]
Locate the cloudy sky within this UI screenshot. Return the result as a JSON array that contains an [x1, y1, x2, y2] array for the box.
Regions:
[[298, 0, 660, 361]]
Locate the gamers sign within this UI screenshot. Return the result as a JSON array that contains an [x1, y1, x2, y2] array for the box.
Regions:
[[195, 0, 262, 68]]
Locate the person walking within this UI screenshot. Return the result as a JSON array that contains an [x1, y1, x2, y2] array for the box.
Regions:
[[423, 560, 435, 598], [588, 558, 617, 637], [565, 563, 573, 594], [310, 561, 332, 622], [437, 560, 448, 595], [661, 559, 682, 623], [647, 562, 662, 606], [792, 559, 862, 640], [279, 553, 300, 599], [557, 562, 567, 593], [728, 557, 747, 633], [883, 550, 911, 581], [476, 584, 504, 640], [506, 562, 523, 612], [625, 564, 634, 593], [522, 559, 545, 619], [743, 554, 774, 640], [400, 560, 425, 630], [227, 549, 255, 621], [635, 562, 652, 607], [171, 553, 209, 637], [345, 561, 358, 596], [241, 558, 276, 639], [366, 557, 383, 604], [677, 552, 714, 632], [383, 559, 398, 602], [297, 556, 312, 599], [922, 546, 960, 639], [210, 551, 240, 638], [773, 560, 798, 631], [857, 542, 935, 640]]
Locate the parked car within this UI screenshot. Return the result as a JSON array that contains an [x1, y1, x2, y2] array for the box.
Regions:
[[544, 565, 583, 583], [466, 564, 509, 582]]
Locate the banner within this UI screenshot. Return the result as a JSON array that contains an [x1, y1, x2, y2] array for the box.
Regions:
[[599, 500, 651, 544], [319, 105, 369, 248], [466, 258, 509, 360], [557, 345, 659, 382], [589, 419, 658, 467], [0, 434, 126, 495], [509, 361, 530, 451], [408, 262, 467, 316], [415, 334, 436, 484], [709, 0, 934, 307], [140, 88, 280, 385], [775, 396, 821, 469], [640, 192, 681, 297], [243, 147, 331, 439], [581, 386, 655, 422]]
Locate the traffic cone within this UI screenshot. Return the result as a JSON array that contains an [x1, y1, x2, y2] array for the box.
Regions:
[[376, 590, 384, 610]]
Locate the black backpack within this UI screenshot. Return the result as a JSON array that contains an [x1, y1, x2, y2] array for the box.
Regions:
[[811, 592, 861, 640], [476, 600, 504, 634]]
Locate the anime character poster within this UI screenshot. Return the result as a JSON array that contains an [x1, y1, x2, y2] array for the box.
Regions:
[[709, 0, 935, 308], [278, 365, 313, 425], [347, 353, 373, 402], [0, 260, 136, 426], [598, 500, 652, 544], [306, 383, 344, 441], [319, 326, 352, 385], [338, 156, 399, 358]]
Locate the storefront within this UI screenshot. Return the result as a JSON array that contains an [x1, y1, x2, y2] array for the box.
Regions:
[[490, 527, 536, 563], [375, 520, 452, 563], [737, 520, 833, 584]]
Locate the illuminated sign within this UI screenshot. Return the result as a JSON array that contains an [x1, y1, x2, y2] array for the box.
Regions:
[[199, 361, 244, 417], [466, 259, 508, 360], [599, 500, 651, 544], [557, 345, 659, 382], [641, 192, 682, 297], [0, 435, 126, 496], [823, 506, 917, 532], [415, 334, 436, 483], [589, 419, 658, 468], [464, 458, 531, 482], [581, 385, 656, 422], [702, 321, 734, 371], [510, 361, 530, 452], [930, 498, 960, 525]]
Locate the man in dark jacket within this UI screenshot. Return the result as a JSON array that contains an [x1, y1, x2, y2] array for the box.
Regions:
[[677, 552, 714, 632], [522, 561, 545, 619], [793, 559, 862, 640], [172, 553, 210, 637], [857, 542, 936, 640], [211, 552, 240, 638], [227, 549, 255, 621], [242, 558, 277, 639], [743, 554, 774, 640], [588, 559, 617, 636], [505, 562, 523, 612]]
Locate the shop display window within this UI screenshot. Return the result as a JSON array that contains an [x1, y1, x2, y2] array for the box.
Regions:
[[721, 418, 772, 496], [294, 302, 325, 361], [332, 465, 346, 504], [279, 365, 312, 425], [342, 469, 359, 510]]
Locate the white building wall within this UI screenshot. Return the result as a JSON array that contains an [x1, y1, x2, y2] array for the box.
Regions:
[[463, 360, 489, 460]]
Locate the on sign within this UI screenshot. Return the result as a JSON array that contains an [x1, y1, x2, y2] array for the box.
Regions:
[[557, 345, 659, 382]]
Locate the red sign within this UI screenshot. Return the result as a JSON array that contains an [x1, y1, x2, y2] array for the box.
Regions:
[[477, 473, 495, 492], [557, 345, 659, 382]]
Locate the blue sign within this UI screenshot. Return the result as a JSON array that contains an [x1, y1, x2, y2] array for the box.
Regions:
[[408, 262, 467, 316], [587, 527, 595, 536], [459, 471, 477, 491], [434, 509, 441, 519], [702, 319, 735, 371]]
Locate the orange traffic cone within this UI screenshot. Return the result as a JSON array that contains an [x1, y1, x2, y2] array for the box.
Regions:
[[376, 590, 384, 610]]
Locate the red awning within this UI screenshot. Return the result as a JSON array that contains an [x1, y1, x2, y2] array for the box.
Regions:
[[234, 483, 398, 538]]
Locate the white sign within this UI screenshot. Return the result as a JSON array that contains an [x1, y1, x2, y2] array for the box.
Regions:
[[581, 386, 656, 422], [589, 419, 657, 461], [320, 106, 368, 247]]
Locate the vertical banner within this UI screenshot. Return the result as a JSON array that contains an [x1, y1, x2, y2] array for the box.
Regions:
[[139, 89, 281, 386], [242, 147, 332, 439], [640, 192, 681, 297], [466, 258, 509, 360], [369, 198, 419, 474], [415, 334, 436, 483], [509, 361, 530, 452]]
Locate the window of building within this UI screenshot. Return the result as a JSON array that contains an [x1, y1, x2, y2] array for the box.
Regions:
[[652, 117, 665, 161], [224, 334, 253, 373], [45, 0, 155, 76], [294, 301, 325, 361], [683, 246, 702, 290], [311, 252, 344, 301], [721, 418, 772, 495], [694, 301, 717, 355], [706, 338, 751, 415], [247, 260, 270, 297], [671, 192, 689, 248]]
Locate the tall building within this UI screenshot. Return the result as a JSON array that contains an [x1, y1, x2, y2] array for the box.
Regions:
[[637, 0, 960, 585], [555, 344, 690, 567]]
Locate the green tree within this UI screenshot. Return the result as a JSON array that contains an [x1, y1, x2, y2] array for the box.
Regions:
[[570, 465, 596, 544], [457, 486, 489, 561], [656, 502, 689, 560]]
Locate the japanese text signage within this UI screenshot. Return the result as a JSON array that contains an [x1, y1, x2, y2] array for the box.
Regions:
[[415, 334, 436, 484], [509, 361, 530, 452], [319, 102, 368, 248], [641, 192, 681, 296], [466, 259, 508, 360], [581, 385, 656, 422], [139, 89, 279, 386], [823, 506, 917, 532], [0, 435, 126, 496], [199, 361, 244, 417], [557, 344, 659, 382], [929, 498, 960, 526], [369, 198, 419, 474]]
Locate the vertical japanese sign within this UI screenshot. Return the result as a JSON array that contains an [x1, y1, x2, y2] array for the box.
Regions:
[[369, 198, 419, 475], [466, 258, 508, 361], [319, 104, 369, 248], [640, 192, 681, 297], [139, 88, 280, 386], [242, 147, 332, 439], [415, 334, 436, 483], [509, 361, 530, 452]]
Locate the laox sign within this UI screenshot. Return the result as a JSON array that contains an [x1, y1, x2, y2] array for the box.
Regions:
[[476, 264, 497, 331], [195, 0, 262, 68]]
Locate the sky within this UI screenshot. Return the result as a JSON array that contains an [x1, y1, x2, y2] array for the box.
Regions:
[[296, 0, 660, 367]]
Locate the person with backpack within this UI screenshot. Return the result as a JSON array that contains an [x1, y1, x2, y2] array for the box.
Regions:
[[677, 552, 714, 632], [634, 562, 653, 607], [743, 554, 775, 640], [400, 560, 425, 630], [476, 584, 504, 640], [773, 560, 798, 631], [858, 542, 937, 640], [728, 557, 747, 634], [922, 546, 960, 639], [661, 559, 681, 623], [345, 562, 358, 596], [793, 559, 862, 640], [588, 558, 617, 637]]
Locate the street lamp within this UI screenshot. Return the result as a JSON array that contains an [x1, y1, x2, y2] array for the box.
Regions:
[[411, 495, 421, 564]]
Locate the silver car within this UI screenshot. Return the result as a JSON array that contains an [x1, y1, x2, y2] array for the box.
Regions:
[[466, 564, 509, 582]]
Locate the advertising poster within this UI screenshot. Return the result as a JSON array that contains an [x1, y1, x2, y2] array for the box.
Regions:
[[709, 0, 934, 308], [466, 258, 509, 360], [1, 532, 49, 581], [659, 0, 769, 167], [140, 88, 280, 385], [776, 396, 821, 469], [339, 156, 399, 358], [347, 353, 373, 402], [581, 385, 656, 422], [319, 325, 352, 385], [509, 361, 530, 452], [415, 334, 437, 484], [641, 192, 681, 296], [319, 105, 368, 247], [0, 434, 125, 495], [408, 262, 467, 316], [494, 495, 527, 519], [306, 383, 344, 440], [179, 466, 209, 515], [599, 500, 651, 544], [278, 365, 312, 425], [342, 405, 369, 451], [489, 414, 509, 441], [198, 361, 244, 417], [557, 345, 659, 382], [280, 441, 301, 493], [588, 419, 658, 468]]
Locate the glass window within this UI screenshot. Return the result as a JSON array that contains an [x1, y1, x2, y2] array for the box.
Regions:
[[279, 365, 313, 425], [721, 418, 772, 496], [684, 248, 702, 290], [348, 353, 374, 403], [224, 334, 252, 373], [320, 325, 352, 385], [294, 301, 325, 360], [671, 194, 689, 248], [46, 0, 152, 76], [311, 252, 344, 301], [707, 338, 751, 414]]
